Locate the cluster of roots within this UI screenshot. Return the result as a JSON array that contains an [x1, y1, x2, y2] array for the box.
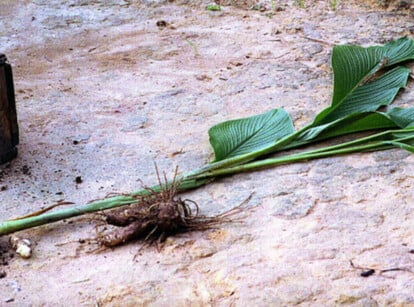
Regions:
[[92, 166, 250, 249]]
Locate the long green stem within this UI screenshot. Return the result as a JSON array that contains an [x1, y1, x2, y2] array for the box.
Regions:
[[0, 178, 208, 236], [189, 128, 414, 179], [190, 141, 392, 179], [0, 197, 137, 236], [0, 125, 309, 236], [184, 128, 401, 180], [186, 122, 404, 179], [1, 128, 413, 236]]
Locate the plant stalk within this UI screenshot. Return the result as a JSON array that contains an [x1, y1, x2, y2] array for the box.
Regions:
[[187, 128, 414, 179], [189, 141, 392, 179], [1, 128, 413, 236], [0, 178, 208, 236]]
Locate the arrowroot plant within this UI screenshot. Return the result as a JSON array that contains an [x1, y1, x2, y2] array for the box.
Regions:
[[1, 37, 414, 247]]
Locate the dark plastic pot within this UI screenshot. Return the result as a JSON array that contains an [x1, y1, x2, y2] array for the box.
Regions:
[[0, 54, 19, 164]]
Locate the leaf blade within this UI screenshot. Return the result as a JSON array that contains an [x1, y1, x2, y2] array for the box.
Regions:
[[314, 37, 414, 126], [208, 109, 294, 161], [386, 107, 414, 128], [291, 112, 397, 147], [314, 66, 410, 125]]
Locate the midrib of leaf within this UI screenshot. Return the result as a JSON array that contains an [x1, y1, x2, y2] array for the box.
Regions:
[[314, 57, 387, 125], [208, 109, 295, 163], [320, 67, 409, 123], [314, 38, 414, 126], [217, 120, 273, 161]]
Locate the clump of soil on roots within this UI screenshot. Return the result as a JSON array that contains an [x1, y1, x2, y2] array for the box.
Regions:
[[91, 166, 252, 250]]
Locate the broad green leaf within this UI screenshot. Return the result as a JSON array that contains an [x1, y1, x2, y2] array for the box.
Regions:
[[209, 109, 294, 161], [291, 107, 414, 148], [383, 37, 414, 65], [331, 37, 414, 106], [207, 38, 414, 167], [314, 37, 414, 125], [291, 112, 397, 147], [313, 112, 397, 138], [314, 66, 410, 125], [386, 107, 414, 128]]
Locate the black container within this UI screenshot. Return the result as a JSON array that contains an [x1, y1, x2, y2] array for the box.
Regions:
[[0, 54, 19, 164]]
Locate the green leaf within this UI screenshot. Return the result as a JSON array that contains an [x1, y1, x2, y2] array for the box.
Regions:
[[314, 37, 414, 125], [291, 107, 414, 149], [385, 141, 414, 153], [314, 112, 397, 138], [383, 37, 414, 65], [205, 38, 414, 168], [386, 107, 414, 128], [206, 4, 221, 11], [208, 109, 294, 161], [291, 112, 397, 147], [331, 37, 414, 106], [314, 66, 410, 125], [383, 128, 414, 153]]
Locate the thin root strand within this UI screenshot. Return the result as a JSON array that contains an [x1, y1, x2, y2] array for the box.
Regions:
[[89, 166, 254, 251]]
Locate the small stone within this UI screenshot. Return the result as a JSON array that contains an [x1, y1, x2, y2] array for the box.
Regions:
[[360, 269, 375, 277], [72, 134, 90, 145], [9, 236, 32, 259], [156, 20, 168, 28], [195, 74, 212, 81]]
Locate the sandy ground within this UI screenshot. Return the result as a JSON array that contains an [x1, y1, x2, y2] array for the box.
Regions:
[[1, 0, 414, 305]]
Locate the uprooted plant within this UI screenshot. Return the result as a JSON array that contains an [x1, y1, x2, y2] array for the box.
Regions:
[[90, 165, 252, 249], [1, 37, 414, 248]]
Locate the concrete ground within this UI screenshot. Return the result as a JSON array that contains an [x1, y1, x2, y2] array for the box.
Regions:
[[1, 0, 414, 305]]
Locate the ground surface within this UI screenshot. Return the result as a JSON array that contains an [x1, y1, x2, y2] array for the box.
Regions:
[[1, 0, 414, 305]]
